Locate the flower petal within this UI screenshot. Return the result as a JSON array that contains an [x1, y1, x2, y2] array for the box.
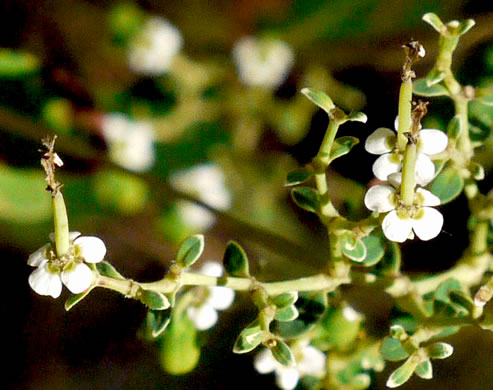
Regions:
[[208, 286, 235, 310], [382, 211, 413, 243], [62, 263, 94, 294], [365, 128, 395, 155], [372, 153, 401, 181], [187, 304, 218, 330], [28, 261, 62, 298], [28, 244, 50, 267], [419, 129, 448, 154], [297, 346, 326, 376], [74, 236, 107, 263], [364, 185, 396, 213], [276, 367, 300, 390], [48, 231, 81, 243], [416, 188, 441, 207], [415, 153, 436, 186], [412, 207, 443, 241], [254, 349, 277, 374], [198, 261, 223, 277]]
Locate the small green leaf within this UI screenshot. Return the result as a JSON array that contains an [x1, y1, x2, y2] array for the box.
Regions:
[[140, 290, 171, 310], [272, 292, 298, 308], [233, 320, 264, 353], [0, 49, 40, 78], [447, 115, 462, 140], [301, 88, 335, 113], [414, 359, 433, 379], [426, 68, 446, 86], [285, 169, 313, 187], [65, 289, 92, 311], [469, 161, 485, 180], [390, 325, 408, 341], [291, 187, 320, 213], [429, 167, 464, 204], [96, 261, 125, 280], [223, 240, 250, 278], [270, 340, 295, 366], [176, 234, 204, 268], [341, 235, 367, 262], [147, 308, 172, 338], [386, 357, 419, 388], [329, 136, 359, 161], [344, 111, 367, 123], [359, 234, 385, 266], [422, 13, 445, 33], [425, 342, 454, 359], [413, 78, 449, 97], [449, 290, 475, 313], [456, 19, 475, 36], [380, 337, 409, 362], [275, 305, 299, 322], [475, 87, 493, 106]]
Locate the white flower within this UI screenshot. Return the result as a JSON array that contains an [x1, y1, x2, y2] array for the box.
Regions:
[[28, 232, 106, 298], [254, 345, 326, 390], [101, 113, 155, 172], [232, 36, 294, 89], [364, 182, 443, 242], [365, 118, 448, 185], [186, 261, 235, 330], [171, 164, 231, 230], [127, 17, 183, 75]]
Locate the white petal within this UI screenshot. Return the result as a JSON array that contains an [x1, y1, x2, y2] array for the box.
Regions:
[[419, 129, 448, 154], [276, 367, 300, 390], [187, 304, 218, 330], [365, 128, 395, 154], [28, 261, 62, 298], [416, 188, 441, 207], [387, 172, 402, 188], [62, 263, 94, 294], [208, 286, 235, 310], [74, 236, 107, 263], [198, 261, 223, 277], [28, 244, 50, 266], [372, 154, 401, 181], [415, 153, 436, 186], [364, 185, 396, 213], [412, 207, 443, 241], [254, 349, 277, 374], [297, 346, 326, 376], [48, 231, 81, 243], [382, 211, 413, 243]]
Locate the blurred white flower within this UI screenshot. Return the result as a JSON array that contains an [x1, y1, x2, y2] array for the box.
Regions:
[[365, 118, 448, 185], [254, 345, 326, 390], [232, 36, 294, 89], [28, 232, 106, 298], [127, 17, 183, 75], [187, 261, 235, 330], [364, 181, 443, 242], [101, 113, 155, 172], [171, 164, 231, 230]]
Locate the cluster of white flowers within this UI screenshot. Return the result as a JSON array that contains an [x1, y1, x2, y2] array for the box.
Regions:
[[28, 232, 106, 298], [232, 36, 294, 90], [127, 17, 183, 76], [186, 261, 235, 330], [170, 164, 231, 231], [101, 113, 155, 172], [254, 344, 326, 390], [364, 119, 448, 242]]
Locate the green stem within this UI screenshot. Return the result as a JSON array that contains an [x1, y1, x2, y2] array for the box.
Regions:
[[52, 192, 70, 258], [397, 80, 413, 151], [400, 143, 417, 206], [319, 119, 340, 158]]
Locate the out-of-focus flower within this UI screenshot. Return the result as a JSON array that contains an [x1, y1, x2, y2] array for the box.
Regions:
[[186, 261, 235, 330], [101, 113, 155, 172], [170, 164, 231, 231], [28, 232, 106, 298], [127, 17, 183, 75], [232, 36, 294, 89], [254, 344, 326, 390]]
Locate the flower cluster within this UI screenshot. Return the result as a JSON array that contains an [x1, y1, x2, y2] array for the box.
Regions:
[[186, 261, 235, 330], [232, 36, 294, 90], [28, 232, 106, 298], [101, 113, 155, 172], [127, 17, 183, 75]]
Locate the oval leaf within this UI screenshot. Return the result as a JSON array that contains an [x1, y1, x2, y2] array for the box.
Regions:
[[291, 187, 320, 213], [147, 308, 172, 338], [429, 167, 464, 204], [275, 305, 299, 322], [413, 78, 449, 97], [359, 234, 385, 266], [422, 13, 444, 33], [140, 290, 171, 310], [414, 359, 433, 379], [65, 288, 93, 311], [223, 241, 250, 278], [344, 111, 367, 123], [447, 115, 462, 140], [330, 136, 359, 161], [425, 342, 453, 359], [341, 235, 367, 262], [176, 234, 204, 268], [270, 339, 295, 366], [96, 260, 125, 280], [233, 320, 264, 354], [386, 357, 419, 388], [285, 169, 313, 187], [272, 292, 298, 309], [301, 88, 335, 113], [380, 337, 409, 362]]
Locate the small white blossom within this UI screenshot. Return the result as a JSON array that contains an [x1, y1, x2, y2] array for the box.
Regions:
[[364, 180, 443, 242], [28, 232, 106, 298], [254, 345, 326, 390], [187, 261, 235, 330], [171, 164, 231, 230], [232, 36, 294, 89], [127, 17, 183, 75], [365, 118, 448, 185], [101, 113, 155, 172]]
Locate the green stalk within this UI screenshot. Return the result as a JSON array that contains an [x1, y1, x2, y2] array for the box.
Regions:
[[400, 143, 417, 206], [397, 80, 413, 151], [52, 192, 70, 258]]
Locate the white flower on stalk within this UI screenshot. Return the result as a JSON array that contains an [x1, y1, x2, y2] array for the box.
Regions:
[[186, 261, 235, 330], [127, 17, 183, 75], [28, 232, 106, 298], [254, 345, 326, 390], [364, 177, 443, 242], [232, 36, 294, 89], [170, 164, 231, 231], [101, 113, 155, 172], [365, 118, 448, 185]]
